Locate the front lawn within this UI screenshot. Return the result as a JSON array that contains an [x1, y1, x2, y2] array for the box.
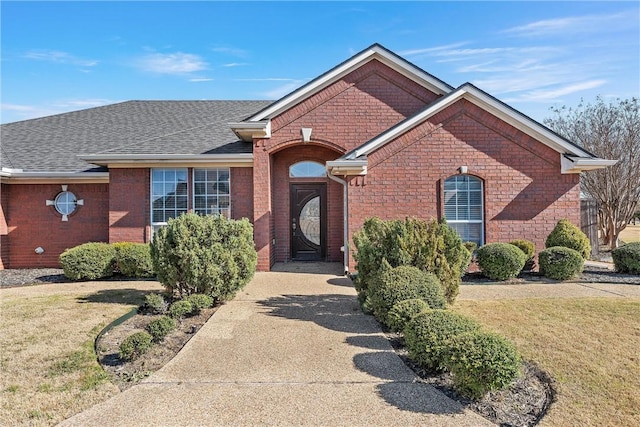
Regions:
[[453, 297, 640, 426], [0, 280, 162, 426]]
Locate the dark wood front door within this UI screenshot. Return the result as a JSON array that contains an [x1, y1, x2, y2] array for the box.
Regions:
[[290, 183, 326, 260]]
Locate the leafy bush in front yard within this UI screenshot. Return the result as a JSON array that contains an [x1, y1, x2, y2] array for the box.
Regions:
[[404, 309, 481, 372], [119, 332, 153, 361], [144, 293, 169, 315], [150, 213, 257, 301], [368, 265, 445, 327], [612, 242, 640, 274], [444, 330, 522, 399], [146, 316, 176, 342], [59, 242, 116, 280], [539, 246, 584, 280], [168, 299, 194, 319], [353, 217, 469, 304], [114, 242, 155, 278], [509, 239, 535, 271], [386, 299, 431, 333], [545, 219, 591, 259], [185, 294, 214, 314], [476, 243, 527, 280]]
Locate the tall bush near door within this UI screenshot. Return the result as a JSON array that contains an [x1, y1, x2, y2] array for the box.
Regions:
[[151, 213, 257, 301], [353, 217, 470, 304]]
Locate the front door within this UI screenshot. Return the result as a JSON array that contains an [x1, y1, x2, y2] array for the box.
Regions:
[[290, 183, 326, 260]]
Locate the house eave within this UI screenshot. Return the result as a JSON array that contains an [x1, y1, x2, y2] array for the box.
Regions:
[[228, 120, 271, 142], [0, 169, 109, 184], [561, 155, 618, 174], [77, 153, 254, 167], [326, 159, 368, 176]]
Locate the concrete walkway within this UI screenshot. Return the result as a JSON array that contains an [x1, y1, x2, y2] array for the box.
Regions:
[[60, 263, 490, 427]]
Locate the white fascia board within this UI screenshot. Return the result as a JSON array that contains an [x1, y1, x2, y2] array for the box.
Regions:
[[0, 171, 109, 184], [326, 159, 368, 176], [247, 45, 452, 122], [78, 153, 254, 166], [228, 120, 271, 142], [561, 155, 618, 174]]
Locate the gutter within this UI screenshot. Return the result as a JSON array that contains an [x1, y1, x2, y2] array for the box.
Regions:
[[325, 165, 350, 275]]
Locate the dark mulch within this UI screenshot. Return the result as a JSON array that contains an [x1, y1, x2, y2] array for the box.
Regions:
[[0, 268, 155, 288]]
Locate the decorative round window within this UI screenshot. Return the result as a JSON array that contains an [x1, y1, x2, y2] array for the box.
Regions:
[[54, 191, 78, 215]]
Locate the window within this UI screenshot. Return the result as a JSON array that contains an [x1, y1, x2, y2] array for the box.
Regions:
[[289, 161, 326, 177], [54, 191, 78, 216], [151, 168, 188, 233], [193, 168, 230, 218], [444, 175, 484, 246]]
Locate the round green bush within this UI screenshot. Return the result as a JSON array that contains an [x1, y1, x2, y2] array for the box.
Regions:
[[151, 213, 257, 301], [386, 299, 431, 332], [404, 310, 481, 371], [545, 219, 591, 259], [114, 242, 155, 278], [59, 242, 116, 280], [539, 246, 584, 280], [168, 299, 194, 319], [509, 239, 536, 271], [368, 266, 445, 327], [186, 294, 214, 313], [444, 330, 522, 399], [476, 243, 527, 281], [119, 331, 153, 361], [144, 293, 169, 315], [146, 316, 176, 342], [612, 242, 640, 274]]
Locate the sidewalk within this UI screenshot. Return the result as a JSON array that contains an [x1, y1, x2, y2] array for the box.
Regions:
[[60, 263, 490, 426]]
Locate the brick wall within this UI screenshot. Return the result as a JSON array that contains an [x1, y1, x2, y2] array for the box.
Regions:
[[109, 168, 150, 243], [1, 184, 10, 269], [230, 167, 254, 221], [3, 183, 109, 268]]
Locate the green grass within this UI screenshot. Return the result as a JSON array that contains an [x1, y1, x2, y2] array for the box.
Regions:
[[453, 298, 640, 426], [620, 225, 640, 243]]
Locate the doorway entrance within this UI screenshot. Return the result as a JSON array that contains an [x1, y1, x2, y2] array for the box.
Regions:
[[290, 183, 327, 260]]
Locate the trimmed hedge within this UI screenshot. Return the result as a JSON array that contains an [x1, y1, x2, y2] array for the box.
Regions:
[[539, 246, 584, 280], [147, 316, 176, 342], [185, 294, 214, 314], [114, 242, 155, 278], [476, 243, 527, 281], [404, 310, 481, 371], [445, 330, 522, 399], [545, 219, 591, 259], [59, 242, 116, 280], [368, 265, 445, 327], [144, 293, 169, 315], [168, 299, 194, 319], [353, 217, 469, 304], [612, 242, 640, 274], [509, 239, 535, 271], [151, 213, 257, 301], [119, 331, 153, 361], [386, 299, 431, 333]]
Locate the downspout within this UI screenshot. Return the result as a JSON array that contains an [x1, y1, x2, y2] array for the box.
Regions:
[[326, 165, 349, 275]]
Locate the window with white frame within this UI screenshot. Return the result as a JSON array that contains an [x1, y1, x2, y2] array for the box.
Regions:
[[289, 161, 326, 177], [193, 168, 230, 218], [151, 168, 188, 234], [444, 175, 484, 246]]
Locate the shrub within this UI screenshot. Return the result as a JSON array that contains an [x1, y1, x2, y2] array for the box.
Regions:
[[612, 242, 640, 274], [144, 293, 169, 315], [539, 246, 584, 280], [168, 299, 194, 319], [146, 316, 176, 342], [463, 241, 478, 254], [59, 242, 116, 280], [353, 217, 469, 304], [119, 332, 153, 361], [114, 242, 155, 278], [386, 299, 431, 333], [368, 265, 445, 327], [186, 294, 214, 313], [444, 330, 522, 399], [545, 219, 591, 259], [476, 243, 527, 280], [509, 239, 535, 271], [404, 310, 481, 371], [151, 213, 257, 301]]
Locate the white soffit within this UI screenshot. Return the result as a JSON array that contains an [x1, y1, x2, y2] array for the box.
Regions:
[[246, 44, 453, 122], [561, 155, 618, 174]]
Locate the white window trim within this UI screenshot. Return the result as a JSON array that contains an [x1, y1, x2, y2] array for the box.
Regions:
[[444, 175, 485, 246], [150, 168, 189, 233], [192, 168, 231, 218]]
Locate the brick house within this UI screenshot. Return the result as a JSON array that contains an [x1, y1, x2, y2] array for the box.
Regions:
[[0, 44, 615, 272]]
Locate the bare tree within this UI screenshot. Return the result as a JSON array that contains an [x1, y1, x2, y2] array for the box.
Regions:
[[545, 97, 640, 248]]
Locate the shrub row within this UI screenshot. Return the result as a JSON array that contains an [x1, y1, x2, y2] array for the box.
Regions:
[[59, 242, 154, 281]]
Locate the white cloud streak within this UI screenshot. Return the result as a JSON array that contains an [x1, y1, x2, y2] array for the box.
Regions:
[[501, 11, 635, 37], [23, 50, 98, 67], [135, 52, 208, 74]]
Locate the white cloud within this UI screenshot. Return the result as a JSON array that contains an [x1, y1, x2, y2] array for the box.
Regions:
[[136, 52, 208, 74], [211, 46, 248, 57], [503, 80, 607, 103], [399, 42, 469, 57], [223, 62, 248, 67], [234, 78, 300, 82], [189, 78, 214, 82], [23, 50, 98, 67], [1, 99, 117, 123], [261, 80, 307, 99], [501, 11, 634, 38]]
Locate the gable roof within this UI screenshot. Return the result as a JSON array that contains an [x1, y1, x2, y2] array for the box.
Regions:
[[1, 100, 272, 175], [338, 83, 616, 174]]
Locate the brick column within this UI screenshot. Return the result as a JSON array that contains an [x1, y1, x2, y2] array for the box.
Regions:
[[253, 140, 272, 270]]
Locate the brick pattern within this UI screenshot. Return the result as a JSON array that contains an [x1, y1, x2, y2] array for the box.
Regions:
[[230, 167, 254, 221], [109, 169, 150, 243], [1, 184, 10, 268], [3, 183, 109, 268]]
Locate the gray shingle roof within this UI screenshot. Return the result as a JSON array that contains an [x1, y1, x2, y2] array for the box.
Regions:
[[0, 100, 272, 173]]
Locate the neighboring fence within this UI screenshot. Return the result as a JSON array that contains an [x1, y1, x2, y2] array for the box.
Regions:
[[581, 199, 599, 258]]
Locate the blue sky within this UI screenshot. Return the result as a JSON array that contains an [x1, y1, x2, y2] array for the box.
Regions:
[[1, 1, 638, 124]]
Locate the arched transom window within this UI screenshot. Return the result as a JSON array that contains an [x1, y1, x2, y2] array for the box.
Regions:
[[444, 175, 484, 246], [289, 161, 326, 178]]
